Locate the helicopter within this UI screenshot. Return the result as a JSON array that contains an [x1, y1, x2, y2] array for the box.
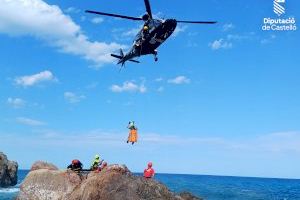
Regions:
[[86, 0, 216, 66]]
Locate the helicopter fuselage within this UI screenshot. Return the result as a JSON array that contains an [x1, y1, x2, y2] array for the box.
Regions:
[[87, 0, 216, 66], [118, 19, 177, 64]]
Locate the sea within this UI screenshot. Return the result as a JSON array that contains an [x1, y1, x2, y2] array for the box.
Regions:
[[0, 170, 300, 200]]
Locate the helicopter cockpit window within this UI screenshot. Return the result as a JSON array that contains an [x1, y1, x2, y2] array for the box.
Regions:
[[133, 19, 162, 42], [147, 19, 162, 32]]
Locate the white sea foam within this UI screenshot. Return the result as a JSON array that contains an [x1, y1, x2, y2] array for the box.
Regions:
[[0, 187, 19, 193]]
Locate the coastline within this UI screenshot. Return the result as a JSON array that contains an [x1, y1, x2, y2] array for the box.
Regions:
[[1, 170, 299, 200]]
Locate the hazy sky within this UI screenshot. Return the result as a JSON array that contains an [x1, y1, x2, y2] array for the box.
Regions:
[[0, 0, 299, 179]]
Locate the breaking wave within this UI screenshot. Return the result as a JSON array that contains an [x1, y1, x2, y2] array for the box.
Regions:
[[0, 187, 20, 193]]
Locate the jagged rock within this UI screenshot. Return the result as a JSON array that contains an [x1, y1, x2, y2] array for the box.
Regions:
[[30, 161, 58, 171], [0, 152, 18, 187], [178, 192, 203, 200], [18, 161, 201, 200]]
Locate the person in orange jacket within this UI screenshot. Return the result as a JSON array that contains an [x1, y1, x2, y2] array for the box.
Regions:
[[127, 121, 138, 145], [143, 162, 155, 178]]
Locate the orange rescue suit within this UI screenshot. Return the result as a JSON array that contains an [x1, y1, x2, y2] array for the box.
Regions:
[[128, 129, 138, 143]]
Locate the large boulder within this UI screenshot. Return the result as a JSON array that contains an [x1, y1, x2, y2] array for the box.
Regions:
[[0, 152, 18, 187], [17, 162, 81, 200], [18, 162, 201, 200], [30, 161, 58, 171]]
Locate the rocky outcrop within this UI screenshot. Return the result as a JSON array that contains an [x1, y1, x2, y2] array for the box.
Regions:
[[178, 192, 202, 200], [17, 169, 81, 200], [17, 161, 81, 200], [18, 162, 202, 200], [0, 152, 18, 187], [30, 161, 59, 171]]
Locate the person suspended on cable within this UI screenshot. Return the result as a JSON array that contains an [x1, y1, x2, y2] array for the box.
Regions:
[[133, 13, 150, 56], [127, 120, 137, 130], [142, 13, 151, 41], [127, 121, 138, 145]]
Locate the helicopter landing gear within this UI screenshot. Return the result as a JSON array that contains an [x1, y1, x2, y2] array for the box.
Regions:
[[153, 50, 158, 62]]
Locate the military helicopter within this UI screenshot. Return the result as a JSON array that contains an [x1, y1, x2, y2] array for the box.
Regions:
[[86, 0, 216, 66]]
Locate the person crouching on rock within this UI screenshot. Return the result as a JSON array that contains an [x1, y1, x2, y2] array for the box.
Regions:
[[127, 121, 138, 145], [67, 159, 83, 173], [96, 161, 108, 172], [143, 162, 155, 178], [90, 154, 104, 171]]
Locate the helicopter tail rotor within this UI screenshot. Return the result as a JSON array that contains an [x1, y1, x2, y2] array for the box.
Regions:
[[119, 49, 124, 57], [111, 50, 140, 66]]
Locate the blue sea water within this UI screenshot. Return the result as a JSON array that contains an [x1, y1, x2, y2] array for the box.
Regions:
[[0, 170, 27, 200], [154, 174, 300, 200], [1, 170, 300, 200]]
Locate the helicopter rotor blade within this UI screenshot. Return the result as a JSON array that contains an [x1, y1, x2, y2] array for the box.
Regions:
[[85, 10, 142, 21], [144, 0, 153, 19], [176, 20, 217, 24]]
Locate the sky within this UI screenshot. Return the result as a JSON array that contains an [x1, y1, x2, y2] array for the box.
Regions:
[[0, 0, 300, 179]]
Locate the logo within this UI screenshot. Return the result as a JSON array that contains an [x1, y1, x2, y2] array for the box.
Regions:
[[273, 0, 285, 16], [261, 0, 297, 31]]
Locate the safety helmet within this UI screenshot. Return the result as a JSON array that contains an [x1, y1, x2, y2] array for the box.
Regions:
[[72, 159, 79, 164], [148, 162, 152, 167], [95, 154, 100, 159], [143, 26, 149, 31]]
